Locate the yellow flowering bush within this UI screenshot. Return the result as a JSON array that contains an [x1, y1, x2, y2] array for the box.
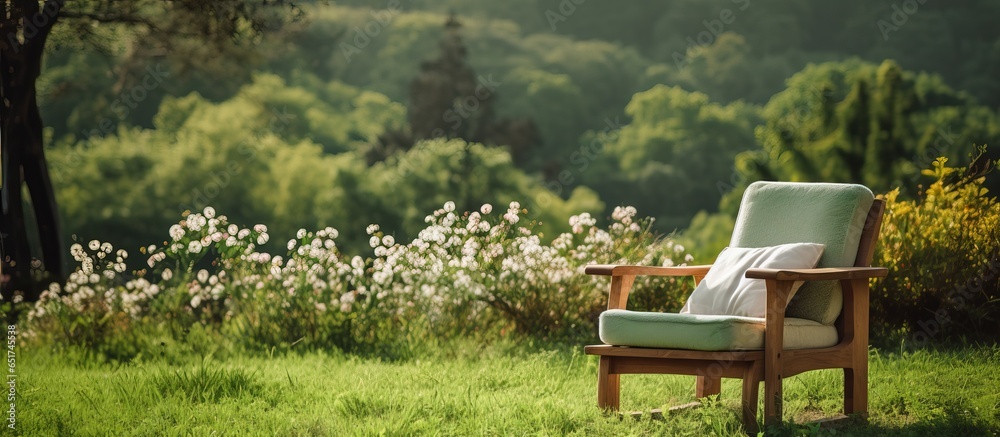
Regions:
[[873, 154, 1000, 344]]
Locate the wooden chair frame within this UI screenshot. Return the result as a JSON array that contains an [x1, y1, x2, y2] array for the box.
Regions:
[[584, 199, 887, 434]]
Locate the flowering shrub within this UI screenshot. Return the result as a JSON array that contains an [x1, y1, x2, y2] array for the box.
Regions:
[[26, 241, 158, 360], [873, 156, 1000, 344], [365, 202, 696, 341], [225, 226, 375, 352], [21, 202, 696, 359]]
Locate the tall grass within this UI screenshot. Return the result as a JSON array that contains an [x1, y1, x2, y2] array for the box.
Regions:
[[12, 343, 1000, 436]]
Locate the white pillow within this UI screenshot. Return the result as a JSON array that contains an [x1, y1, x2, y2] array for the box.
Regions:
[[680, 243, 825, 318]]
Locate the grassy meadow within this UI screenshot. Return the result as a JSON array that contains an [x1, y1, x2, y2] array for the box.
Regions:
[[9, 343, 1000, 436]]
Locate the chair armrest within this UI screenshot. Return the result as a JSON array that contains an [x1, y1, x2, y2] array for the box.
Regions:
[[745, 267, 888, 281], [585, 264, 713, 277], [588, 264, 713, 311]]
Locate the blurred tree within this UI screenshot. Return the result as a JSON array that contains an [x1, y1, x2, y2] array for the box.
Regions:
[[408, 13, 493, 142], [368, 13, 540, 167], [1, 0, 298, 304], [49, 73, 408, 257], [733, 59, 1000, 210], [584, 85, 761, 232], [370, 137, 603, 241]]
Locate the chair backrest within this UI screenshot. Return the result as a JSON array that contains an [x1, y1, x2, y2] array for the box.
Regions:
[[729, 182, 877, 324]]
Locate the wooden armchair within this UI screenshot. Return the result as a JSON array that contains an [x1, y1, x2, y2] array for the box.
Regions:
[[584, 182, 887, 434]]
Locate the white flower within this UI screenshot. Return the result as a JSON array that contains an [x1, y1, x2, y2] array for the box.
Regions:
[[191, 295, 203, 308], [162, 269, 173, 281], [444, 201, 456, 212], [254, 224, 267, 233], [685, 254, 695, 263], [366, 224, 380, 235], [228, 224, 239, 235], [481, 204, 493, 214], [203, 206, 216, 219], [382, 235, 395, 247], [674, 244, 685, 254], [197, 269, 209, 283], [100, 242, 113, 253], [238, 229, 250, 239], [509, 201, 520, 210], [257, 233, 269, 245], [611, 206, 624, 221], [88, 240, 100, 251], [169, 225, 185, 241], [188, 241, 203, 253], [369, 236, 380, 248], [188, 215, 205, 231], [287, 240, 297, 251], [296, 229, 307, 239]]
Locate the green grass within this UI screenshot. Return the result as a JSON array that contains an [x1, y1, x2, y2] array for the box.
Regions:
[[8, 343, 1000, 436]]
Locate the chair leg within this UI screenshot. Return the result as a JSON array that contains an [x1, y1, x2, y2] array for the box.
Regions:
[[844, 367, 868, 418], [742, 361, 762, 435], [597, 356, 620, 411], [696, 375, 721, 398], [763, 362, 782, 426]]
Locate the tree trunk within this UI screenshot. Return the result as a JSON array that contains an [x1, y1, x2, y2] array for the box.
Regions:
[[1, 0, 64, 312]]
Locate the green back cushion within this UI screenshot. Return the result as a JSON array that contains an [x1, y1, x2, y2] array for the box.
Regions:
[[729, 182, 874, 324]]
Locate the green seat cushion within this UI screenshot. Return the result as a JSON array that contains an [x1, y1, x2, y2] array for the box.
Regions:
[[730, 182, 874, 324], [599, 309, 838, 351]]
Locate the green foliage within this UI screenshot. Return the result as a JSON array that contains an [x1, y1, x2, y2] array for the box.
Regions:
[[872, 152, 1000, 344], [590, 84, 760, 231], [676, 210, 737, 264], [661, 32, 803, 104], [369, 137, 604, 242], [733, 59, 1000, 207]]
